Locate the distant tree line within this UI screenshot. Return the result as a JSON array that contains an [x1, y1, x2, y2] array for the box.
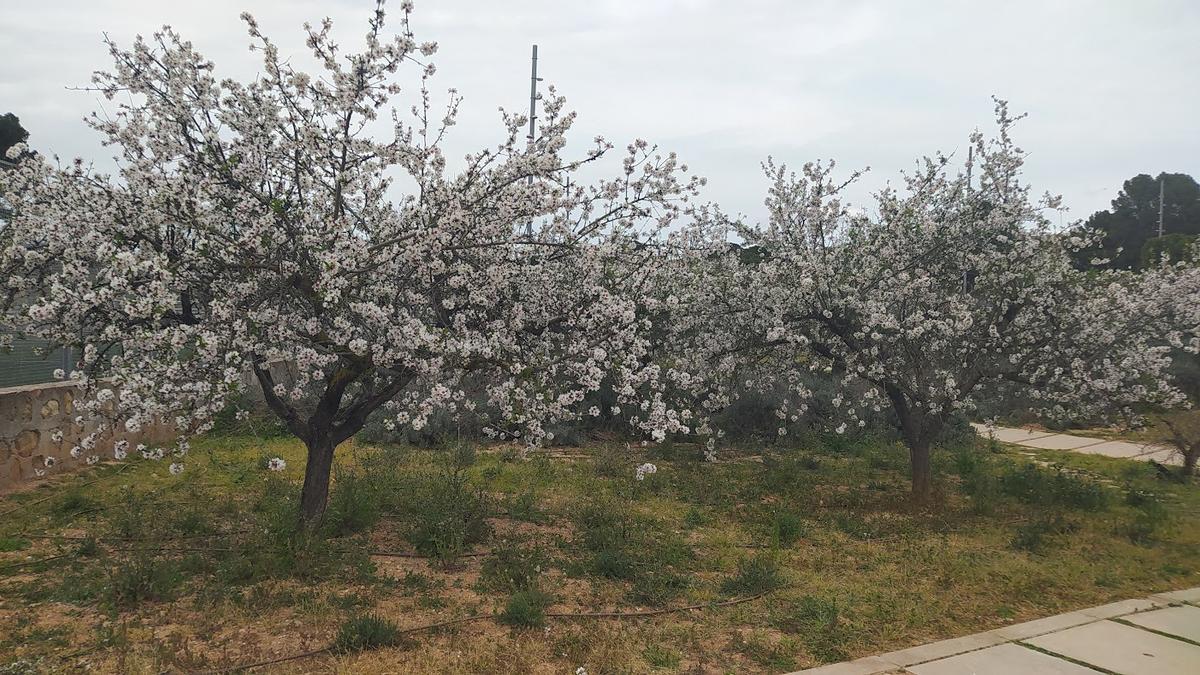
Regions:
[[1075, 172, 1200, 270]]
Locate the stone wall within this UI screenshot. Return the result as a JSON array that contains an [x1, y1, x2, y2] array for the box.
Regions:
[[0, 381, 174, 493]]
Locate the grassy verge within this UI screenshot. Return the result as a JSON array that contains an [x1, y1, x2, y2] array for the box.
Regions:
[[1, 430, 1197, 673]]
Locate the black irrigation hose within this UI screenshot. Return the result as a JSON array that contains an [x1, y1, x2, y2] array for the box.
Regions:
[[194, 587, 783, 674], [0, 552, 72, 573]]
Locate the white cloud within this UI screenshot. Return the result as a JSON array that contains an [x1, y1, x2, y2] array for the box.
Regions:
[[1, 0, 1196, 221]]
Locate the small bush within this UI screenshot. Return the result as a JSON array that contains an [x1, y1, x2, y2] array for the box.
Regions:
[[952, 447, 1002, 513], [505, 490, 543, 523], [643, 644, 682, 669], [1122, 492, 1169, 544], [721, 555, 783, 596], [322, 466, 384, 537], [479, 540, 547, 592], [53, 490, 94, 517], [498, 589, 552, 629], [0, 537, 30, 553], [74, 536, 100, 558], [768, 510, 806, 547], [1010, 515, 1078, 553], [789, 595, 849, 663], [106, 555, 181, 608], [333, 613, 401, 653], [214, 477, 373, 584], [999, 463, 1108, 510], [396, 453, 491, 564]]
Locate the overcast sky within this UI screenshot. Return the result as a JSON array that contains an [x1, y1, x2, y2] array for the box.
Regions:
[[2, 0, 1197, 224]]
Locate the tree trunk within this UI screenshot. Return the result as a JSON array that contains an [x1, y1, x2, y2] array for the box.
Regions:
[[1183, 448, 1198, 482], [884, 385, 937, 503], [909, 439, 933, 502], [299, 433, 336, 525]]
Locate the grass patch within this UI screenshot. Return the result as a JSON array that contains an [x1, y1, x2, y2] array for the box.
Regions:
[[333, 613, 402, 653], [1, 432, 1198, 672], [721, 555, 784, 596]]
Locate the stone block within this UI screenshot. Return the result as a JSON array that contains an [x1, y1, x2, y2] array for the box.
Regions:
[[986, 611, 1095, 641], [877, 632, 1006, 667], [787, 656, 895, 674], [1020, 434, 1107, 451], [1078, 597, 1167, 619], [1149, 587, 1200, 604], [14, 429, 39, 457], [39, 398, 60, 419], [908, 643, 1103, 675], [1072, 440, 1155, 460], [1025, 619, 1200, 675], [1122, 605, 1200, 643]]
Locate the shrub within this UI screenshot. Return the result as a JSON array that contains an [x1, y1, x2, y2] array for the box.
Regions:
[[479, 540, 547, 593], [106, 555, 181, 608], [333, 613, 401, 653], [768, 509, 806, 547], [498, 589, 552, 629], [1010, 515, 1078, 553], [721, 555, 784, 596], [1122, 491, 1169, 544], [0, 537, 30, 553], [321, 466, 384, 537], [643, 644, 682, 669], [394, 449, 491, 564], [505, 490, 543, 523], [74, 536, 100, 558], [571, 495, 694, 602], [53, 490, 94, 517], [952, 447, 1002, 513], [215, 477, 373, 584], [998, 463, 1108, 510], [787, 595, 849, 663]]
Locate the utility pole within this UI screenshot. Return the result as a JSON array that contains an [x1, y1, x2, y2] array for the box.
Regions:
[[1158, 174, 1165, 238], [525, 44, 542, 238]]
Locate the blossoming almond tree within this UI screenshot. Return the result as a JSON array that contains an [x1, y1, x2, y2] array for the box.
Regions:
[[669, 101, 1199, 499], [0, 2, 702, 523]]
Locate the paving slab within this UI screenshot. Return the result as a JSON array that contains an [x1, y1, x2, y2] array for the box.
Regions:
[[1071, 440, 1156, 460], [1078, 597, 1167, 619], [1123, 605, 1200, 643], [985, 611, 1096, 641], [1134, 445, 1183, 466], [972, 425, 1057, 444], [1019, 434, 1108, 451], [876, 632, 1005, 667], [907, 643, 1103, 675], [788, 656, 895, 674], [1026, 619, 1200, 675], [1150, 587, 1200, 604]]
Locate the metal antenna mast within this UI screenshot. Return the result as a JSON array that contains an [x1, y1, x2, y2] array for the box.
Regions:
[[525, 45, 542, 237], [1158, 174, 1165, 238]]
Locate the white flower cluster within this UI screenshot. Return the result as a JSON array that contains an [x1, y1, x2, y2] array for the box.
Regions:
[[656, 100, 1199, 496], [267, 457, 287, 472], [634, 462, 657, 481], [0, 4, 703, 504]]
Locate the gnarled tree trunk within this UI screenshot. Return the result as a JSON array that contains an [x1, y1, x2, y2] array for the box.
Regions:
[[885, 384, 941, 502], [299, 432, 337, 524]]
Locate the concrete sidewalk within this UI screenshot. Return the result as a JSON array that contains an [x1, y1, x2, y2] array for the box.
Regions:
[[790, 587, 1200, 674], [971, 423, 1183, 466]]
